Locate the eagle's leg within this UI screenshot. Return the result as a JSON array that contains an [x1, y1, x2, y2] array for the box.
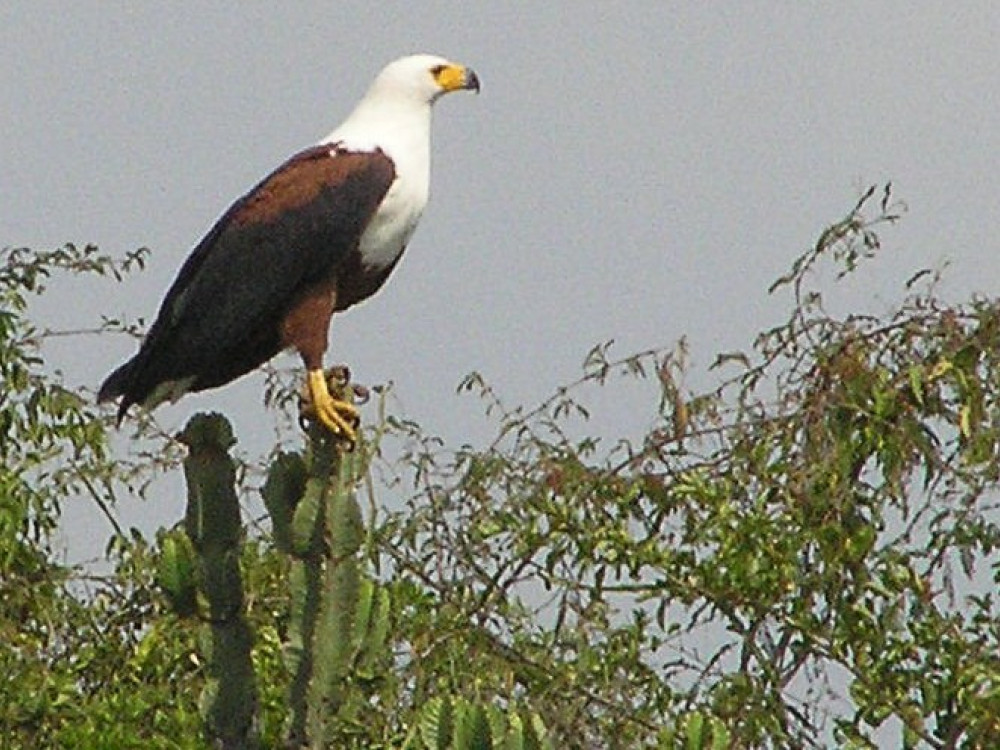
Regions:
[[284, 286, 360, 441], [303, 368, 360, 441]]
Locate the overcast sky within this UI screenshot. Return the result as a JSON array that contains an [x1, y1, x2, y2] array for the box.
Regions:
[[4, 3, 999, 558]]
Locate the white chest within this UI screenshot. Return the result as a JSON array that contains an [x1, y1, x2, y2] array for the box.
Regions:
[[357, 170, 428, 270], [322, 97, 433, 271]]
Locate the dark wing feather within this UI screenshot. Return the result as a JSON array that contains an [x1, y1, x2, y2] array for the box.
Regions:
[[99, 145, 396, 417]]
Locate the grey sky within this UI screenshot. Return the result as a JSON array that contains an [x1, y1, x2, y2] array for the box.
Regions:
[[3, 3, 999, 555]]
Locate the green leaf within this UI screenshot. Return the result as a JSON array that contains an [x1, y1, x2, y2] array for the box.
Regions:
[[453, 700, 492, 750], [708, 717, 730, 750], [419, 697, 454, 750], [907, 365, 924, 407], [352, 575, 375, 646], [685, 711, 704, 750], [156, 529, 198, 616]]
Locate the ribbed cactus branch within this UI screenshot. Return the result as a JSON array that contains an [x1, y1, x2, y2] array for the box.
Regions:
[[178, 413, 259, 750], [306, 438, 364, 746], [270, 370, 367, 749]]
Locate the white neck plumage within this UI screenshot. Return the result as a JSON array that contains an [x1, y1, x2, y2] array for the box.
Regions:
[[322, 86, 432, 161], [318, 85, 436, 271]]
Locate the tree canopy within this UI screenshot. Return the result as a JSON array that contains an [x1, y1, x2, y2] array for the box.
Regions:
[[2, 188, 998, 748]]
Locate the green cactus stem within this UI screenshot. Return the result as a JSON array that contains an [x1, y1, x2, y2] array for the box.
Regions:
[[178, 413, 259, 750], [278, 370, 367, 748]]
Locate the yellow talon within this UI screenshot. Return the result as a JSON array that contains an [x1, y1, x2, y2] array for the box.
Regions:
[[303, 369, 360, 442]]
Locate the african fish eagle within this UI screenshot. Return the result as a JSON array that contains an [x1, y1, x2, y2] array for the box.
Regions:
[[98, 54, 480, 440]]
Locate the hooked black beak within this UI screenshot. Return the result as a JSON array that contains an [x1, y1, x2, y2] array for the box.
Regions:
[[465, 68, 481, 94]]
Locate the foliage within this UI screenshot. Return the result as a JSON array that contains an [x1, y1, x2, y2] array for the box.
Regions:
[[2, 189, 1000, 749], [0, 244, 204, 747]]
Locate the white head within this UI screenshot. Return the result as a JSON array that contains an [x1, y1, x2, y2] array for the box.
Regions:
[[324, 53, 479, 155], [366, 54, 481, 105]]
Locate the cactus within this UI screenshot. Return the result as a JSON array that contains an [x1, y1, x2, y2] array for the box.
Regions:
[[407, 697, 554, 750], [168, 378, 533, 750], [262, 370, 372, 748], [176, 413, 260, 750]]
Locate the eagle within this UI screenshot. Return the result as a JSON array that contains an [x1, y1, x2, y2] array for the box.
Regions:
[[98, 54, 479, 441]]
